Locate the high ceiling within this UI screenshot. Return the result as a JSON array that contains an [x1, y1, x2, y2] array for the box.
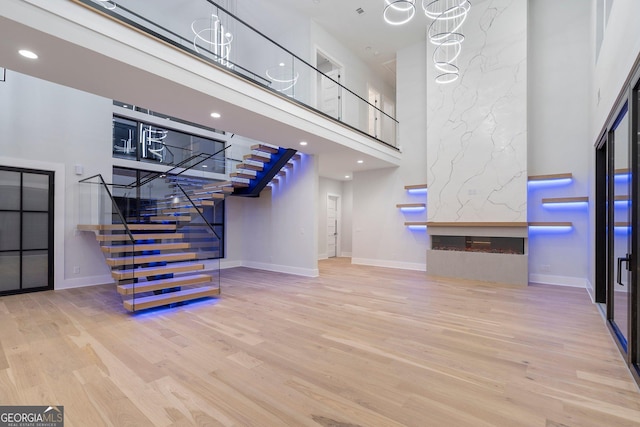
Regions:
[[266, 0, 429, 87]]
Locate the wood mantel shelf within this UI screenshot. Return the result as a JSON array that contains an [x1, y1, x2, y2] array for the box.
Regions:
[[426, 222, 529, 227]]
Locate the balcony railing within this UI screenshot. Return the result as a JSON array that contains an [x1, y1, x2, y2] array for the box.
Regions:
[[75, 0, 399, 149]]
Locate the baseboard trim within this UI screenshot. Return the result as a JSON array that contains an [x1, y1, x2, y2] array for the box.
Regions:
[[57, 274, 114, 290], [340, 251, 352, 257], [351, 258, 426, 272], [529, 273, 588, 288], [242, 261, 319, 277], [318, 253, 329, 260], [220, 259, 243, 269]]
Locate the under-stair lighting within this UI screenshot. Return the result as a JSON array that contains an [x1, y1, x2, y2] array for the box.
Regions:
[[18, 49, 38, 59]]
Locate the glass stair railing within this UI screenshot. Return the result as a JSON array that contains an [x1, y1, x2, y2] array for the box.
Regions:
[[78, 173, 221, 312], [77, 0, 399, 149]]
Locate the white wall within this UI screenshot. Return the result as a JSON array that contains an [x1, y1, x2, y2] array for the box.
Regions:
[[239, 153, 319, 276], [0, 71, 114, 289], [310, 21, 395, 137], [527, 0, 591, 287], [591, 0, 640, 140], [351, 40, 428, 271], [341, 180, 353, 256]]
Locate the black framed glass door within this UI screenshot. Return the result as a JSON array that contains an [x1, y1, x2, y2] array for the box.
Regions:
[[0, 166, 54, 295], [609, 102, 631, 351]]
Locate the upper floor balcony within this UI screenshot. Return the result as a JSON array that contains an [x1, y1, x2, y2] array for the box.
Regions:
[[0, 0, 402, 179]]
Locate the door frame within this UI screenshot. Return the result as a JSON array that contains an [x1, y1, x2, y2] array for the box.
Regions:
[[315, 47, 345, 120], [326, 193, 341, 258]]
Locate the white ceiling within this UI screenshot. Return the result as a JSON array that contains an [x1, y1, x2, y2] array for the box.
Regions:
[[266, 0, 429, 87], [0, 0, 431, 180]]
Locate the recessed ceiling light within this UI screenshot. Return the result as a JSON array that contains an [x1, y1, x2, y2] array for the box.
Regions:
[[357, 160, 364, 164], [279, 62, 285, 67], [210, 112, 221, 118], [202, 165, 208, 168], [299, 141, 308, 146], [18, 49, 38, 59], [345, 175, 350, 179]]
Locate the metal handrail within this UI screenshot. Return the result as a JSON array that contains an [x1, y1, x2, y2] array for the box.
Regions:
[[73, 0, 400, 147], [78, 173, 136, 243]]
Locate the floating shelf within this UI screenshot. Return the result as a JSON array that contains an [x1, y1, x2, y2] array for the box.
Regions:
[[426, 222, 528, 227], [404, 184, 428, 190], [528, 173, 572, 182], [541, 196, 588, 204], [397, 203, 426, 209]]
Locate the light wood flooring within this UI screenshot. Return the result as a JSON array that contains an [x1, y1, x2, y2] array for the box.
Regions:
[[0, 258, 639, 426]]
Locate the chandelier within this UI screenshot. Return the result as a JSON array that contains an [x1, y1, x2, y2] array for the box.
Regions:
[[191, 14, 234, 69], [266, 63, 299, 97], [424, 0, 471, 84], [383, 0, 416, 26], [95, 0, 116, 10]]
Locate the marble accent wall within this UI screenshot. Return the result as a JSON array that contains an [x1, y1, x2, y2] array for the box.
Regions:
[[426, 0, 527, 222]]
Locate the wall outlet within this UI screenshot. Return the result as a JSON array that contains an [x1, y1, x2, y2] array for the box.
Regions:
[[73, 266, 80, 274]]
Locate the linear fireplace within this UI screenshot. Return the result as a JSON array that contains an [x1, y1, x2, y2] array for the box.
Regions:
[[431, 235, 525, 255]]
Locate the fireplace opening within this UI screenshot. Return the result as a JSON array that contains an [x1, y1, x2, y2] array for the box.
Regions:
[[431, 235, 525, 255]]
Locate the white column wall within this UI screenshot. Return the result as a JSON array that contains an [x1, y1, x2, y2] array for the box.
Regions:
[[0, 71, 113, 289], [351, 41, 428, 271], [528, 0, 591, 288], [427, 0, 527, 223]]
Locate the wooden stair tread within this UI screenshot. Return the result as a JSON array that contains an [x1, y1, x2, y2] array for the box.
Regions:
[[236, 163, 263, 171], [112, 262, 204, 280], [161, 208, 202, 214], [79, 224, 177, 231], [95, 233, 185, 242], [117, 274, 212, 295], [230, 171, 257, 179], [107, 252, 197, 267], [101, 242, 191, 254], [232, 182, 250, 188], [123, 286, 220, 311], [528, 222, 573, 226], [147, 215, 193, 222], [251, 144, 279, 154], [405, 221, 428, 226], [244, 153, 270, 162]]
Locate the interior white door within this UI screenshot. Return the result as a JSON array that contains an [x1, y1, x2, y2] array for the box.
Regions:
[[320, 69, 341, 120], [327, 196, 338, 258], [368, 87, 381, 138]]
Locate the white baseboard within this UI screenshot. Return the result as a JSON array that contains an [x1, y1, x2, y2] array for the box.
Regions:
[[529, 273, 588, 288], [56, 274, 114, 290], [242, 261, 319, 277], [340, 251, 352, 257], [318, 252, 329, 260], [220, 259, 243, 269], [351, 257, 426, 272]]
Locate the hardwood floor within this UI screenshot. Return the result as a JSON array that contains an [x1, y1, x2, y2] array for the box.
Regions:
[[0, 258, 639, 426]]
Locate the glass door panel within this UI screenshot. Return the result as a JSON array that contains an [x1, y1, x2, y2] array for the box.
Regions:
[[0, 166, 53, 295], [612, 106, 631, 350]]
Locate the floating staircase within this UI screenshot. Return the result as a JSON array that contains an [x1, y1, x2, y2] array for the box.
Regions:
[[78, 196, 222, 312], [79, 143, 301, 312]]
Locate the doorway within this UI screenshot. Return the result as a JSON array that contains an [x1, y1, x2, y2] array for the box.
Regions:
[[316, 50, 343, 120], [0, 166, 54, 295], [327, 194, 340, 258]]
